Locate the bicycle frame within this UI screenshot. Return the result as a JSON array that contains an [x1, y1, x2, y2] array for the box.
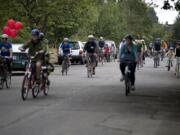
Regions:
[[153, 51, 160, 68], [62, 55, 69, 75]]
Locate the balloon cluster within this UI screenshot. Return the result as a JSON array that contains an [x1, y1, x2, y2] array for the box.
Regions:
[[2, 19, 23, 39]]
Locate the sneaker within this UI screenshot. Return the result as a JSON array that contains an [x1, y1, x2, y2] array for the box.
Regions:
[[120, 76, 125, 82], [131, 85, 136, 91]]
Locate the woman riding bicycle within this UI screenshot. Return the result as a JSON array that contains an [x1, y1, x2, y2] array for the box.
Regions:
[[119, 35, 137, 90]]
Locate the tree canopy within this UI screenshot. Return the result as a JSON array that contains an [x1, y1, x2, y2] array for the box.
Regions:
[[0, 0, 173, 46]]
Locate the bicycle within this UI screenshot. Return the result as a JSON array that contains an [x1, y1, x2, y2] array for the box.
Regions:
[[61, 55, 69, 76], [86, 54, 94, 78], [98, 49, 104, 65], [175, 57, 180, 78], [153, 51, 160, 68], [21, 52, 49, 100], [0, 56, 12, 89], [167, 58, 173, 71], [124, 61, 133, 96]]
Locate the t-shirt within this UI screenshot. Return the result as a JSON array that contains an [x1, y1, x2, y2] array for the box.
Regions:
[[154, 41, 161, 51], [61, 43, 71, 55], [0, 42, 12, 56]]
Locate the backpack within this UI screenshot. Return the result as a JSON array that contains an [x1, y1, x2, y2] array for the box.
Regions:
[[154, 40, 161, 51], [99, 41, 105, 48]]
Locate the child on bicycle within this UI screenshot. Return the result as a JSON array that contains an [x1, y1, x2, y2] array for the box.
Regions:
[[165, 47, 175, 67]]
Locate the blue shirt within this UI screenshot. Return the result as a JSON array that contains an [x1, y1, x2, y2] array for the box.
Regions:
[[119, 43, 137, 62], [61, 43, 71, 55], [0, 42, 12, 57]]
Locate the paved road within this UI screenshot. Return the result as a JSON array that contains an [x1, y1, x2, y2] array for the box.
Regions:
[[0, 58, 180, 135]]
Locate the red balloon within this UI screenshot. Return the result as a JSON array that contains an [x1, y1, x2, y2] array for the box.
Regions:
[[2, 26, 11, 36], [7, 19, 15, 29], [15, 21, 23, 30], [10, 29, 17, 38]]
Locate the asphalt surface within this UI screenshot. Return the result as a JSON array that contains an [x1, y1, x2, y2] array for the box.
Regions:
[[0, 58, 180, 135]]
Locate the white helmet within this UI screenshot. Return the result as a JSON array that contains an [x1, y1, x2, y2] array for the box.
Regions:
[[1, 34, 8, 39], [88, 35, 94, 39], [100, 36, 103, 40], [63, 37, 69, 41]]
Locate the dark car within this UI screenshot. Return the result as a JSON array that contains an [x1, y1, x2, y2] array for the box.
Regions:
[[12, 44, 29, 71]]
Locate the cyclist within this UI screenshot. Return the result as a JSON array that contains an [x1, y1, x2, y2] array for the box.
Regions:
[[84, 35, 98, 75], [0, 34, 13, 72], [119, 35, 137, 90], [153, 38, 162, 66], [98, 37, 105, 62], [161, 40, 168, 61], [60, 38, 72, 67], [19, 29, 46, 84], [142, 40, 147, 64], [175, 41, 180, 75], [39, 32, 54, 83], [166, 47, 175, 67], [136, 40, 143, 68]]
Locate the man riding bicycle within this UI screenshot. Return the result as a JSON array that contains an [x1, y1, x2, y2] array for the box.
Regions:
[[119, 35, 137, 90], [0, 34, 13, 73], [84, 35, 98, 75], [60, 37, 72, 66], [98, 37, 105, 62], [152, 38, 162, 66], [19, 29, 46, 84]]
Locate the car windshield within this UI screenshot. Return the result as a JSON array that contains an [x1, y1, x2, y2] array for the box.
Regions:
[[69, 42, 80, 50]]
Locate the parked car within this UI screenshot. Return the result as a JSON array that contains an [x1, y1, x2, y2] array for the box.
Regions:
[[58, 41, 85, 65], [12, 44, 28, 71]]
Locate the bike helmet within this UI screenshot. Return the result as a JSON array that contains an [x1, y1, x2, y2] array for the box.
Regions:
[[100, 37, 103, 40], [125, 35, 133, 40], [39, 32, 44, 39], [31, 29, 40, 36], [1, 34, 8, 39], [63, 38, 69, 42], [170, 47, 174, 50], [88, 35, 94, 39]]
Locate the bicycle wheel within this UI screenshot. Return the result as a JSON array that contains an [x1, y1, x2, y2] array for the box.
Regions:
[[6, 73, 11, 88], [177, 64, 180, 78], [0, 79, 4, 89], [43, 80, 50, 96], [154, 59, 156, 68], [21, 75, 29, 101], [32, 83, 39, 98], [125, 75, 130, 96]]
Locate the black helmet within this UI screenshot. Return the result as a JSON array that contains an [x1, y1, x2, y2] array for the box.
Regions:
[[125, 35, 133, 41]]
